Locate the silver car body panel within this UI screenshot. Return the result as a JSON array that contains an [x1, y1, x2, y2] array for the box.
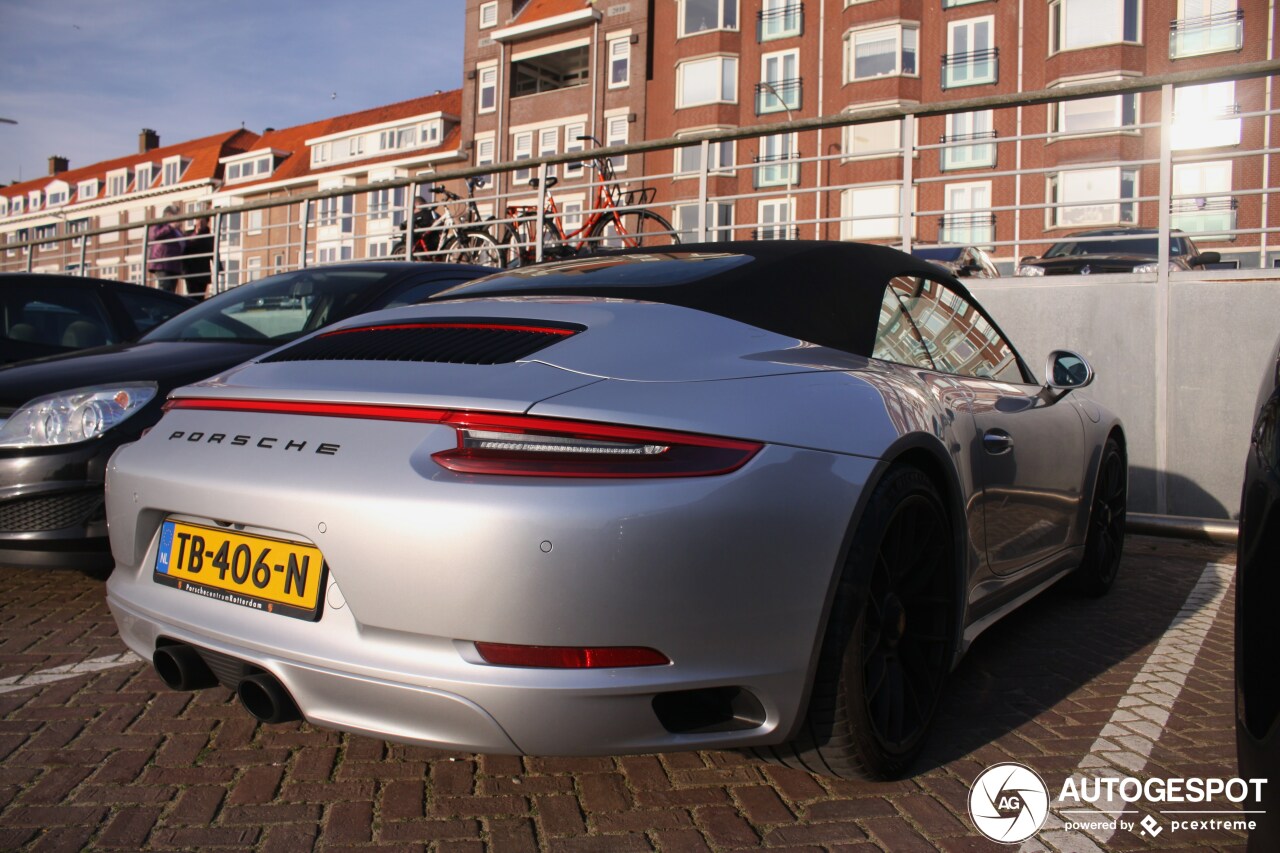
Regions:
[[106, 285, 1120, 756]]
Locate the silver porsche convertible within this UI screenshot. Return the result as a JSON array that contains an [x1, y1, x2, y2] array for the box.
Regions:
[[106, 242, 1126, 780]]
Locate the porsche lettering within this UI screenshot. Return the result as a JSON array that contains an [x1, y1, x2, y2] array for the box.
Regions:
[[167, 430, 339, 455]]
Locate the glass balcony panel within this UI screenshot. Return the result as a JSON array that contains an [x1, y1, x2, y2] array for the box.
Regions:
[[1170, 11, 1244, 58]]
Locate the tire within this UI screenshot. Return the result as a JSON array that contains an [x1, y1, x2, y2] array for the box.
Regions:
[[443, 231, 505, 268], [759, 466, 957, 780], [588, 209, 680, 251], [1071, 437, 1126, 596]]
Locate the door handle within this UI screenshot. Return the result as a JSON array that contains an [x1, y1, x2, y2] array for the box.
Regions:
[[983, 430, 1014, 455]]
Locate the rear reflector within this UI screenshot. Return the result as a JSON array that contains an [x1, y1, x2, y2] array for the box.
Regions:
[[474, 642, 670, 668], [163, 399, 762, 478]]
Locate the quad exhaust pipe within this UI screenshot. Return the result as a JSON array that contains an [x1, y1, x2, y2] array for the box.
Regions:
[[152, 642, 302, 724]]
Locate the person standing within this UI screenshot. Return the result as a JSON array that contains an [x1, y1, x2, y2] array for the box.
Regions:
[[147, 204, 186, 292], [182, 217, 214, 296]]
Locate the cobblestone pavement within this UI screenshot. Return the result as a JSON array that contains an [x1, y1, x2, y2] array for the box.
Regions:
[[0, 536, 1248, 852]]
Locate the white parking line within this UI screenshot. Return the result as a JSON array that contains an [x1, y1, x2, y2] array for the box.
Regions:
[[0, 651, 143, 694], [1022, 561, 1235, 852]]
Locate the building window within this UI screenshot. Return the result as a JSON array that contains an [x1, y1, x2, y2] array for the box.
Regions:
[[675, 132, 735, 177], [1172, 81, 1240, 149], [1170, 1, 1242, 58], [1050, 0, 1140, 53], [563, 123, 586, 178], [512, 44, 590, 97], [312, 144, 330, 166], [107, 170, 130, 197], [675, 202, 735, 241], [69, 218, 90, 247], [941, 182, 994, 244], [844, 118, 901, 160], [942, 17, 997, 89], [46, 187, 68, 207], [477, 64, 498, 114], [681, 0, 738, 36], [512, 131, 534, 184], [841, 185, 901, 240], [677, 55, 738, 107], [35, 224, 57, 251], [475, 134, 496, 182], [379, 125, 419, 152], [1051, 92, 1139, 135], [606, 114, 629, 172], [78, 180, 99, 200], [756, 198, 795, 241], [479, 1, 498, 28], [539, 127, 559, 178], [757, 50, 801, 114], [346, 135, 366, 158], [1172, 160, 1235, 238], [758, 0, 803, 42], [369, 186, 406, 225], [845, 24, 918, 82], [941, 111, 996, 170], [316, 196, 354, 233], [1048, 167, 1139, 228], [162, 157, 189, 186], [10, 198, 23, 216], [753, 132, 798, 189], [226, 156, 273, 184], [134, 165, 153, 191], [608, 35, 630, 88]]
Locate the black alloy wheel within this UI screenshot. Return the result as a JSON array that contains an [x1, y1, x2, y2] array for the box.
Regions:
[[1073, 437, 1126, 596]]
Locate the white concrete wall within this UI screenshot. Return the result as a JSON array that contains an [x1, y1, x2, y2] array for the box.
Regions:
[[970, 272, 1280, 519]]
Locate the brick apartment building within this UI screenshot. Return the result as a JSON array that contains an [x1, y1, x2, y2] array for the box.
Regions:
[[464, 0, 1275, 266]]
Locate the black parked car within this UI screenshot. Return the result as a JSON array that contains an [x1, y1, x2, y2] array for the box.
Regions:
[[1016, 228, 1220, 276], [0, 273, 192, 364], [1237, 333, 1280, 852], [911, 245, 1000, 278], [0, 262, 491, 573]]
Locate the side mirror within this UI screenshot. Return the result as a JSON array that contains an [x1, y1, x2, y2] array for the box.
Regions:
[[1190, 251, 1221, 267], [1045, 349, 1094, 392]]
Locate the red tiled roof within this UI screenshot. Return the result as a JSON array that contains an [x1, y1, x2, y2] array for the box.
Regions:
[[223, 90, 464, 191], [0, 128, 259, 204], [514, 0, 593, 27]]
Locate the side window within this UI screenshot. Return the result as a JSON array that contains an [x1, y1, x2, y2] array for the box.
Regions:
[[880, 275, 1024, 382], [873, 277, 934, 369], [115, 289, 190, 337], [3, 284, 117, 349]]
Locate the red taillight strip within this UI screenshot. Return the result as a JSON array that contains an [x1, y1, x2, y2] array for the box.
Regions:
[[474, 642, 670, 669], [162, 398, 763, 478], [319, 322, 578, 338]]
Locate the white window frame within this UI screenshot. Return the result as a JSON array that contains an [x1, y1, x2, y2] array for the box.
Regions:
[[539, 127, 559, 179], [479, 1, 498, 29], [840, 185, 902, 240], [675, 201, 734, 242], [78, 179, 99, 201], [563, 123, 587, 179], [843, 118, 903, 161], [475, 132, 496, 180], [1047, 166, 1140, 228], [942, 110, 995, 170], [676, 55, 738, 108], [1051, 90, 1140, 137], [942, 181, 994, 244], [679, 0, 739, 37], [755, 132, 798, 188], [512, 131, 534, 184], [608, 34, 631, 89], [1172, 159, 1235, 238], [45, 183, 69, 207], [134, 164, 153, 191], [675, 129, 735, 178], [606, 112, 630, 173], [1172, 0, 1241, 58], [1171, 81, 1240, 150], [844, 22, 919, 83], [944, 16, 995, 88], [477, 62, 498, 115], [162, 156, 189, 186], [759, 49, 800, 114], [107, 169, 130, 197], [1050, 0, 1141, 54], [756, 198, 795, 241], [761, 0, 803, 41]]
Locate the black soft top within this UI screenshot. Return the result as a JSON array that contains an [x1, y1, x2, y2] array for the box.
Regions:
[[432, 240, 967, 357]]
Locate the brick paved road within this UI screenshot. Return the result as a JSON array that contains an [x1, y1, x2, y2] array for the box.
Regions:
[[0, 536, 1248, 852]]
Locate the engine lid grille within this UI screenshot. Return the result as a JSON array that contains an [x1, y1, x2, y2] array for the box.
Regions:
[[260, 318, 584, 366]]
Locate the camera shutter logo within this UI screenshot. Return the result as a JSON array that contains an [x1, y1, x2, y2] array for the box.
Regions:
[[968, 762, 1050, 843]]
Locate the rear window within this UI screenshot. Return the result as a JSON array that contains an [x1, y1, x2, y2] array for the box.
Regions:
[[437, 253, 751, 298]]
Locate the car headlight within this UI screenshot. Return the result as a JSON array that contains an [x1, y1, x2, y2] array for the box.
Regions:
[[0, 383, 158, 448], [1132, 262, 1180, 274], [1016, 264, 1045, 277]]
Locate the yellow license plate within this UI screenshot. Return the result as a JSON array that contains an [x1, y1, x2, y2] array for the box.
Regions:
[[153, 519, 326, 621]]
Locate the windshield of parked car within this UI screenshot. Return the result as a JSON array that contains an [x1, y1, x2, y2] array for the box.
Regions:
[[142, 269, 392, 344], [1044, 236, 1187, 258]]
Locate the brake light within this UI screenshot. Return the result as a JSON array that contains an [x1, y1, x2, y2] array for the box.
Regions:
[[163, 399, 762, 478], [474, 642, 670, 668]]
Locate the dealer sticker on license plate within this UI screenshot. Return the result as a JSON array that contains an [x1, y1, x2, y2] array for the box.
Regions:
[[153, 519, 326, 621]]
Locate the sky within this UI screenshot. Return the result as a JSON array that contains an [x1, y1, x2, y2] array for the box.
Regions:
[[0, 1, 466, 186]]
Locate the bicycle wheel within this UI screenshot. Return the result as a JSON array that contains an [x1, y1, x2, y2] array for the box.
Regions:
[[588, 210, 680, 251], [444, 231, 505, 268]]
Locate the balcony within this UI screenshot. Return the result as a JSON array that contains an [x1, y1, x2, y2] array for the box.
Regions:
[[939, 212, 996, 245], [755, 78, 802, 115], [757, 2, 803, 42], [941, 48, 998, 89], [940, 130, 997, 171], [1171, 197, 1237, 239], [753, 225, 800, 241], [1170, 10, 1244, 59], [753, 152, 799, 189]]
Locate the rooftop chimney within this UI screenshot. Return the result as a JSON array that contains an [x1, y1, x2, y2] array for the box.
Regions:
[[48, 156, 69, 175], [139, 128, 160, 153]]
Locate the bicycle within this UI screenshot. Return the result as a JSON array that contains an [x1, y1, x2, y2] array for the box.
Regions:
[[499, 135, 679, 266], [391, 176, 504, 268]]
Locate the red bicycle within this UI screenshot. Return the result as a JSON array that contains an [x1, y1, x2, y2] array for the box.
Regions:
[[499, 135, 679, 266]]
